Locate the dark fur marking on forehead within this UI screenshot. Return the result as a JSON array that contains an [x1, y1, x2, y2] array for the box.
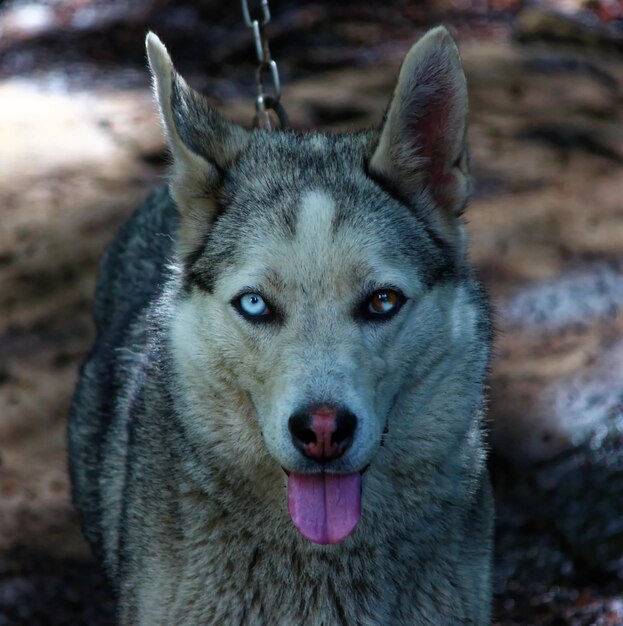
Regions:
[[329, 176, 365, 237], [362, 158, 460, 289], [181, 130, 459, 294], [281, 200, 297, 239], [423, 254, 460, 289], [184, 240, 214, 293], [181, 184, 237, 293], [184, 227, 237, 294]]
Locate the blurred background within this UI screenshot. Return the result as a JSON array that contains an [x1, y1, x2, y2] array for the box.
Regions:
[[1, 0, 622, 624]]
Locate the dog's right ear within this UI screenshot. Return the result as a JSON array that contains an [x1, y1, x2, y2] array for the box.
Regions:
[[146, 32, 250, 254]]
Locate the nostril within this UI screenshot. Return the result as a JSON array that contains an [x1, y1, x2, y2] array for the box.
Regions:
[[288, 412, 316, 448], [331, 409, 357, 447]]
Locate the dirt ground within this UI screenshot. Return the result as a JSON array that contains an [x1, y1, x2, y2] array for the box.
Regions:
[[1, 1, 623, 623]]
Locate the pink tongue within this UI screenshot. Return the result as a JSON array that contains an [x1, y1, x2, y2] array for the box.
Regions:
[[287, 472, 361, 545]]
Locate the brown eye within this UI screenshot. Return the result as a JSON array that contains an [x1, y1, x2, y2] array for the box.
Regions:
[[362, 289, 405, 321]]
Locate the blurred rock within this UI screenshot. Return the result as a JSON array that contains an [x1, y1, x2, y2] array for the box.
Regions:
[[491, 261, 623, 462]]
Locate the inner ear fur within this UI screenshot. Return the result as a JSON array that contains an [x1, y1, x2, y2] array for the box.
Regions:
[[145, 32, 250, 255], [369, 26, 470, 247]]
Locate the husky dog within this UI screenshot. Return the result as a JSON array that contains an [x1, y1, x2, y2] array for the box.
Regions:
[[69, 26, 493, 625]]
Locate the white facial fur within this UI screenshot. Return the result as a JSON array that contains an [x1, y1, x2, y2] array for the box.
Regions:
[[169, 185, 484, 483]]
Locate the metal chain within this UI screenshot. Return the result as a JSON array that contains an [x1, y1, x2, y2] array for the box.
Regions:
[[241, 0, 288, 130]]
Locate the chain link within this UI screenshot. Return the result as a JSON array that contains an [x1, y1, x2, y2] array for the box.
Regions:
[[241, 0, 288, 130]]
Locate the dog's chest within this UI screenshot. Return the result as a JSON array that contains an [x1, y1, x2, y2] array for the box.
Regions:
[[146, 518, 464, 625], [152, 527, 394, 624]]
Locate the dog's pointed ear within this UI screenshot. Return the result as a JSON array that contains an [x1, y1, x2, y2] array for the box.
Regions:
[[369, 27, 470, 245], [146, 32, 250, 253]]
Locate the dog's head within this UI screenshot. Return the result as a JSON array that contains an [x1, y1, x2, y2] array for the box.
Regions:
[[147, 28, 489, 545]]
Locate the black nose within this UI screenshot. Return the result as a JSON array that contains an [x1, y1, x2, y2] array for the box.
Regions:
[[288, 404, 357, 463]]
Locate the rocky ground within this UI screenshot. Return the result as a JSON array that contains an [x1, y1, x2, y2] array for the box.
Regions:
[[1, 1, 622, 623]]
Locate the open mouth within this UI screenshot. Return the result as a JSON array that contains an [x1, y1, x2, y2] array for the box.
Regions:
[[284, 468, 368, 545]]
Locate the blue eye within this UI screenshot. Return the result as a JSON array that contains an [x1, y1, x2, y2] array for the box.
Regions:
[[234, 292, 274, 322], [240, 293, 268, 316]]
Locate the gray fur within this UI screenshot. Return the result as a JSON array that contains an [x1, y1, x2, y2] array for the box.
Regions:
[[69, 28, 493, 625]]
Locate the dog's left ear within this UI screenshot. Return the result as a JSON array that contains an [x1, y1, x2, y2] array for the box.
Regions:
[[370, 27, 470, 244]]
